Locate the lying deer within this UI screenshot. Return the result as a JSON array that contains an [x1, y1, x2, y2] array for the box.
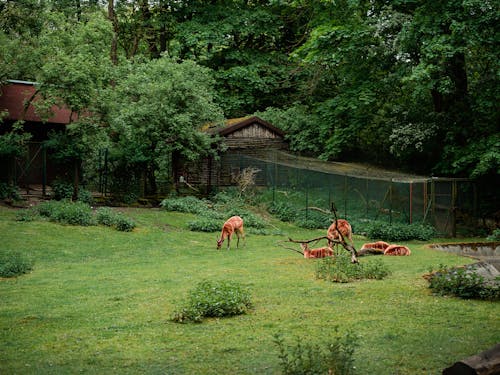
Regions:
[[327, 219, 353, 248], [384, 244, 411, 256], [300, 243, 334, 259], [216, 216, 245, 250]]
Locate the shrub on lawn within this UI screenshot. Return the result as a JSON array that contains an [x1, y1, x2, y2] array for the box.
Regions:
[[0, 250, 33, 278], [172, 280, 253, 323], [36, 200, 95, 226], [426, 265, 500, 301], [96, 207, 136, 232], [315, 252, 390, 283], [364, 221, 436, 241], [160, 196, 209, 214], [274, 328, 358, 375]]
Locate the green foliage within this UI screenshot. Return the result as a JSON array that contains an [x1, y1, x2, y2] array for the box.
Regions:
[[274, 328, 358, 375], [95, 207, 136, 232], [172, 280, 253, 323], [51, 180, 74, 200], [486, 229, 500, 241], [0, 123, 32, 159], [427, 265, 500, 301], [187, 216, 221, 233], [365, 221, 436, 242], [36, 200, 95, 226], [0, 250, 33, 278], [160, 196, 210, 214], [0, 183, 20, 200], [315, 252, 390, 283], [268, 201, 298, 222]]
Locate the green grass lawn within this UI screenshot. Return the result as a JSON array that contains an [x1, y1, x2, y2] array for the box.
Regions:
[[1, 206, 498, 374]]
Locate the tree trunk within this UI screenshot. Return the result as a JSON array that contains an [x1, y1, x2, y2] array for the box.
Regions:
[[443, 344, 500, 375]]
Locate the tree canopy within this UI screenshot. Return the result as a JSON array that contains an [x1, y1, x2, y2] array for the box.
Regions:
[[0, 0, 498, 182]]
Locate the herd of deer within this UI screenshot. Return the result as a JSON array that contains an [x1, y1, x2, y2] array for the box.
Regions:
[[216, 215, 411, 261]]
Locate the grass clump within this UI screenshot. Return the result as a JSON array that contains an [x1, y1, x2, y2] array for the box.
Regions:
[[315, 252, 390, 283], [172, 280, 253, 323], [96, 207, 136, 232], [0, 250, 33, 278], [426, 264, 500, 301], [274, 328, 358, 375]]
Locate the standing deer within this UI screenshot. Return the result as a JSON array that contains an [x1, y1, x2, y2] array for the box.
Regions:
[[216, 216, 245, 250], [327, 219, 353, 248]]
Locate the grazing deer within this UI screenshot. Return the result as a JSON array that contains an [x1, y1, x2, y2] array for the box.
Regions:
[[327, 219, 353, 248], [300, 243, 334, 259], [216, 216, 245, 250]]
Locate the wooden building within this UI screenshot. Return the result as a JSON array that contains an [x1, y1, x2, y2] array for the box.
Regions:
[[0, 80, 73, 188], [175, 116, 288, 194]]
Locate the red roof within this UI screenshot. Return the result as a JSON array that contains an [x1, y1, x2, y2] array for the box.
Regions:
[[0, 81, 74, 124]]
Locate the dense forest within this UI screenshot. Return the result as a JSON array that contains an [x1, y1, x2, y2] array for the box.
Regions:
[[0, 0, 498, 188]]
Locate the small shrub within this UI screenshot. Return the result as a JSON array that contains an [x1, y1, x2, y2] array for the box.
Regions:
[[96, 207, 136, 232], [0, 250, 33, 278], [426, 265, 500, 301], [268, 201, 297, 222], [365, 221, 436, 241], [15, 208, 38, 222], [36, 200, 95, 226], [113, 215, 136, 232], [315, 252, 390, 283], [0, 183, 20, 200], [486, 229, 500, 241], [51, 180, 74, 200], [172, 280, 253, 323], [274, 328, 358, 375], [160, 196, 209, 214], [188, 216, 221, 232]]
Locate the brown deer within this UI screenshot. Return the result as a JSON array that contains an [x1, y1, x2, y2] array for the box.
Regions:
[[300, 243, 334, 259], [384, 244, 411, 256], [327, 219, 353, 248], [216, 216, 245, 250]]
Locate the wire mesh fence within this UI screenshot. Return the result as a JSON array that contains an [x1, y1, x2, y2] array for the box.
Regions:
[[223, 151, 478, 237]]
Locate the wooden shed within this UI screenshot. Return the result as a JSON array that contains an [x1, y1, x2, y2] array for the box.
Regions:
[[175, 116, 287, 194], [0, 80, 73, 188]]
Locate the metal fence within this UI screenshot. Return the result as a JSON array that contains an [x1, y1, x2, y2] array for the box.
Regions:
[[223, 151, 478, 237]]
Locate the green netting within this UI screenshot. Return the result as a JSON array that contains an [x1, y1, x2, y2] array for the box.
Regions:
[[228, 152, 477, 237]]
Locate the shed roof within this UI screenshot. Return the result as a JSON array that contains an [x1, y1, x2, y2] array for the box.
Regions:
[[0, 80, 74, 124], [206, 116, 285, 138]]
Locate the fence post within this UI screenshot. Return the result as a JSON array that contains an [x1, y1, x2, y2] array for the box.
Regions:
[[409, 181, 413, 224], [42, 144, 47, 197]]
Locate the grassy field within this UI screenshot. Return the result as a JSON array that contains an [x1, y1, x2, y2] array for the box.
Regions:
[[1, 205, 498, 374]]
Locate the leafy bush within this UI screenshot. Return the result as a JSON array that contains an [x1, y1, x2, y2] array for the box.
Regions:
[[15, 208, 38, 222], [274, 328, 358, 375], [36, 200, 95, 226], [0, 183, 20, 200], [51, 180, 74, 200], [160, 196, 209, 214], [268, 201, 297, 222], [486, 229, 500, 241], [96, 207, 136, 232], [188, 216, 221, 232], [426, 265, 500, 301], [172, 280, 253, 323], [0, 250, 33, 278], [315, 252, 390, 283], [364, 221, 436, 241]]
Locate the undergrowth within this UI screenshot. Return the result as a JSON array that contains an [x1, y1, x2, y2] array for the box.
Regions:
[[274, 327, 358, 375], [315, 252, 390, 283], [0, 250, 33, 278], [171, 279, 253, 323]]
